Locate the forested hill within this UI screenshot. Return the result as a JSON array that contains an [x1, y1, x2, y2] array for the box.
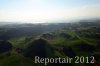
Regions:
[[0, 20, 100, 66]]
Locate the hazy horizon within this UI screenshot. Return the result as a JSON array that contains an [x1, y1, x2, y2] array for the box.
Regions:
[[0, 0, 100, 23]]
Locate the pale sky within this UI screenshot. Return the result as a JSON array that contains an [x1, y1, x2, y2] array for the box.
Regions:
[[0, 0, 100, 23]]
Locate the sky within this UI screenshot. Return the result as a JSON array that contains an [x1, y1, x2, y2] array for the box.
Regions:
[[0, 0, 100, 23]]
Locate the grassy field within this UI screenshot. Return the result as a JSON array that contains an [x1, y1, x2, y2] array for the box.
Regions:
[[0, 21, 100, 66]]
